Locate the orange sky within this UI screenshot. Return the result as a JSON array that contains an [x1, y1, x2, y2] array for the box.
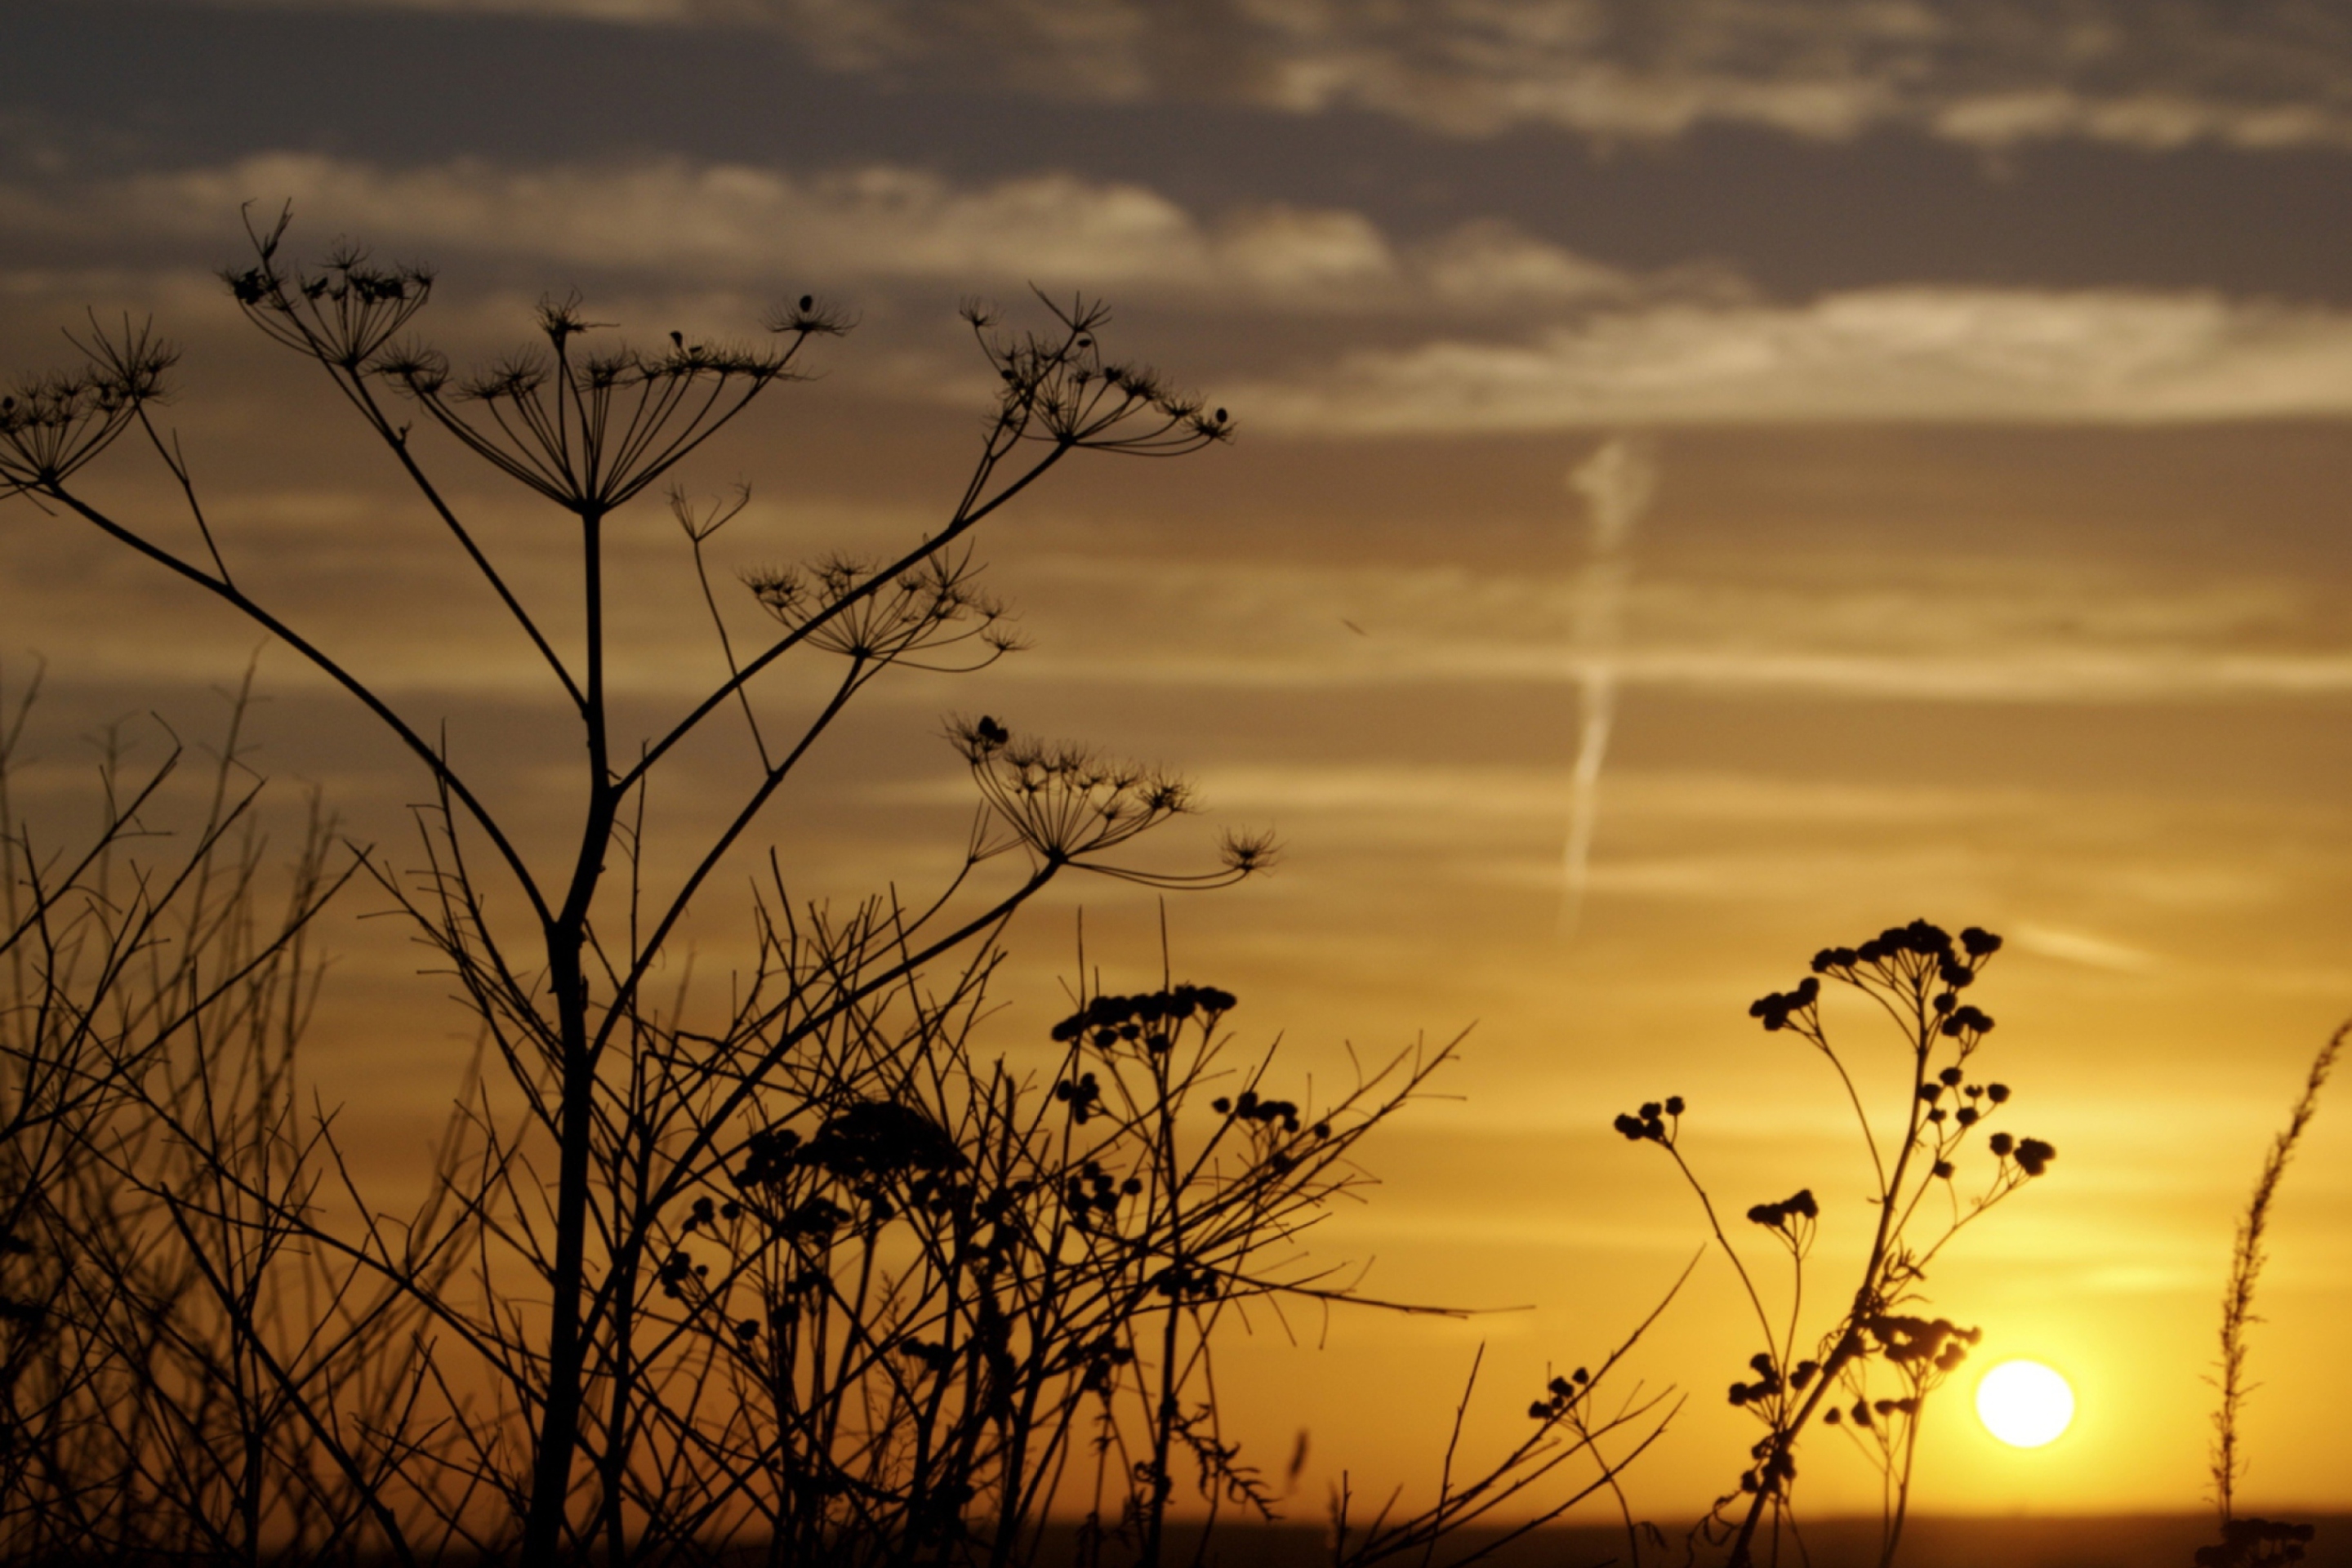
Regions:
[[3, 0, 2351, 1526]]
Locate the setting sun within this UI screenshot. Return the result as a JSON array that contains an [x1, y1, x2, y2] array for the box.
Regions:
[[1977, 1361, 2077, 1450]]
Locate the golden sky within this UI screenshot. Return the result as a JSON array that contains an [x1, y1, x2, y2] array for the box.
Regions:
[[3, 0, 2351, 1525]]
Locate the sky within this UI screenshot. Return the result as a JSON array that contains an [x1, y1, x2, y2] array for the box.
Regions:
[[4, 0, 2352, 1526]]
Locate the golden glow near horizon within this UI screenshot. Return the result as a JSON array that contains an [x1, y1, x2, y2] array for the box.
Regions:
[[1976, 1361, 2076, 1450]]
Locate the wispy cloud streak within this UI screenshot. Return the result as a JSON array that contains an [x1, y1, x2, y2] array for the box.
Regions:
[[1559, 435, 1657, 938], [1234, 289, 2352, 431]]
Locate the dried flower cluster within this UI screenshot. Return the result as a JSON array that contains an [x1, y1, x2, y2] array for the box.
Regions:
[[632, 969, 1455, 1566], [0, 213, 1298, 1566], [1614, 920, 2056, 1568]]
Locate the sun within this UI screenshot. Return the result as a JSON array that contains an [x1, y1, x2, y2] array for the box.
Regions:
[[1976, 1360, 2075, 1448]]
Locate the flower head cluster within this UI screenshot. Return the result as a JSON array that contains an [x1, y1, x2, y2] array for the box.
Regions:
[[1811, 920, 2000, 978], [0, 324, 176, 495], [1806, 921, 2007, 1044], [1864, 1313, 1980, 1375], [1822, 1393, 1915, 1430], [951, 718, 1195, 871], [369, 282, 841, 512], [1749, 978, 1820, 1033], [1745, 1188, 1819, 1232], [678, 1192, 742, 1235], [1051, 984, 1236, 1050], [1940, 1003, 1994, 1038], [223, 219, 433, 370], [726, 1102, 966, 1236], [772, 1197, 851, 1241], [964, 295, 1233, 458], [949, 719, 1273, 884], [1988, 1131, 2056, 1177], [1148, 1261, 1222, 1301], [733, 1125, 804, 1190], [1062, 1160, 1143, 1233], [1922, 1071, 2009, 1141], [1053, 1071, 1104, 1123], [656, 1245, 710, 1301], [1208, 1089, 1306, 1135], [1735, 1432, 1798, 1495], [801, 1100, 964, 1183], [969, 1179, 1042, 1275], [1611, 1095, 1684, 1143], [746, 546, 1017, 669], [1526, 1365, 1592, 1422], [1728, 1349, 1821, 1409]]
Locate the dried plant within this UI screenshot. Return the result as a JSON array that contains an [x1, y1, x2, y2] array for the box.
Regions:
[[6, 208, 1631, 1567], [24, 203, 2136, 1568], [622, 959, 1458, 1566], [2198, 1022, 2342, 1568], [0, 665, 466, 1564], [1324, 1276, 1688, 1568], [1613, 920, 2059, 1568]]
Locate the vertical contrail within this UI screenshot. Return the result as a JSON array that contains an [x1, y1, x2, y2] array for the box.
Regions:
[[1560, 435, 1658, 939]]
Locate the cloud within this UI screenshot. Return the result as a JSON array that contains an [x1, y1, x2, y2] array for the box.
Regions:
[[38, 155, 2352, 432], [1062, 639, 2352, 703], [210, 0, 2352, 154], [1156, 764, 2031, 831], [2009, 924, 2162, 973], [1232, 287, 2352, 430], [0, 152, 1643, 313], [22, 466, 2349, 713], [989, 550, 2352, 702]]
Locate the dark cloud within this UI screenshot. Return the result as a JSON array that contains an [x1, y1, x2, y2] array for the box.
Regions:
[[11, 1, 2352, 307], [184, 0, 2352, 151]]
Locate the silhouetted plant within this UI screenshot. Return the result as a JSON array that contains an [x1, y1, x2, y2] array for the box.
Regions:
[[21, 203, 2104, 1568], [2199, 1021, 2341, 1568], [1324, 1278, 1688, 1568], [8, 212, 1618, 1566], [0, 666, 463, 1563], [613, 961, 1463, 1566], [1614, 920, 2057, 1568]]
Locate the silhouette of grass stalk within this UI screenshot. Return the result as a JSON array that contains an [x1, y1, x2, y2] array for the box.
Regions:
[[2199, 1020, 2343, 1568]]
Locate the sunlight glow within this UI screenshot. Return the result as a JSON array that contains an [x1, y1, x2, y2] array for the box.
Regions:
[[1976, 1360, 2075, 1449]]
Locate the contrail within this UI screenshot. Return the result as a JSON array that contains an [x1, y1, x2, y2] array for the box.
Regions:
[[1560, 435, 1658, 939]]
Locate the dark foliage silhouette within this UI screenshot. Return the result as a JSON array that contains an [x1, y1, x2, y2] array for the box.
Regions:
[[1615, 920, 2057, 1568], [0, 214, 1659, 1565], [0, 667, 443, 1563], [16, 204, 2316, 1568]]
